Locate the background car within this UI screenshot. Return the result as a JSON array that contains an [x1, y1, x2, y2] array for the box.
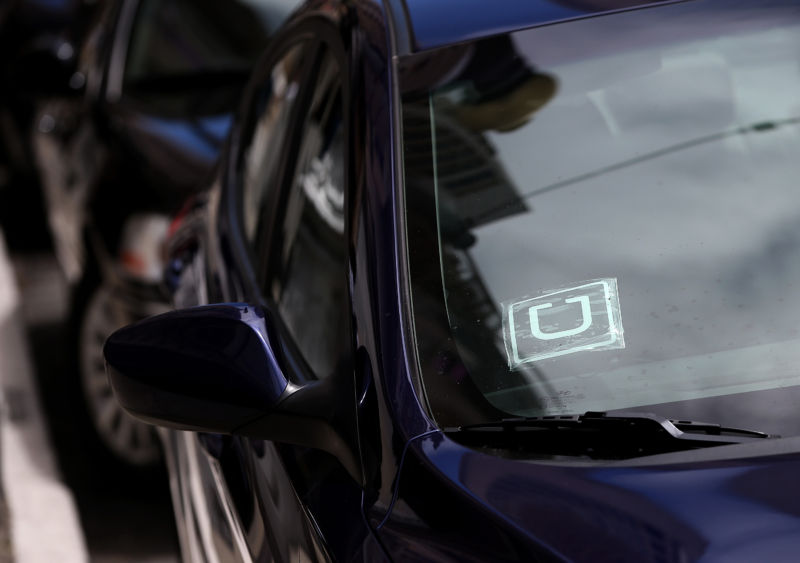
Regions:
[[0, 0, 94, 252], [30, 0, 297, 469], [106, 0, 800, 560]]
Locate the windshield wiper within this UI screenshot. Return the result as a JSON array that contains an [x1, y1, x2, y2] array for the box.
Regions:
[[444, 411, 777, 459]]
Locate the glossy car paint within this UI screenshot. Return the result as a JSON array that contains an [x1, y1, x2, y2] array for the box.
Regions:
[[108, 0, 800, 560], [375, 432, 800, 560], [393, 0, 687, 53], [154, 11, 377, 558], [105, 303, 290, 429]]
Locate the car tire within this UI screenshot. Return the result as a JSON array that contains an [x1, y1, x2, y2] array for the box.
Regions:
[[68, 267, 162, 472]]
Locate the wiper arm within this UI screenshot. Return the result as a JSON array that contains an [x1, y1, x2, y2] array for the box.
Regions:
[[445, 411, 777, 459], [668, 418, 771, 439]]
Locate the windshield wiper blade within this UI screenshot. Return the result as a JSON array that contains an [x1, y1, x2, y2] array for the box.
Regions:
[[445, 411, 777, 459]]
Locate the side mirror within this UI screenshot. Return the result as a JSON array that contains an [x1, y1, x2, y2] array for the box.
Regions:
[[103, 303, 288, 433], [103, 303, 361, 481]]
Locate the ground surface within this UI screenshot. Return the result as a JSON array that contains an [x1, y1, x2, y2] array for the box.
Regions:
[[13, 252, 180, 563]]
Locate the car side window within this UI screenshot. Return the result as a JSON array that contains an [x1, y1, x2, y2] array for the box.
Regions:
[[241, 43, 308, 243], [268, 47, 347, 379]]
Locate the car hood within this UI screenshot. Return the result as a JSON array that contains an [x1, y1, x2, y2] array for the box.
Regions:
[[377, 431, 800, 561]]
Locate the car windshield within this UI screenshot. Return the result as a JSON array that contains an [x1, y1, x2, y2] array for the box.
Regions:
[[401, 0, 800, 440]]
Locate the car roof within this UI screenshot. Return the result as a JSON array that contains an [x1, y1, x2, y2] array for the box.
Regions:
[[387, 0, 689, 54]]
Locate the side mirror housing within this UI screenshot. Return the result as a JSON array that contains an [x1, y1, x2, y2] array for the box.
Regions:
[[104, 303, 288, 433], [103, 303, 361, 481]]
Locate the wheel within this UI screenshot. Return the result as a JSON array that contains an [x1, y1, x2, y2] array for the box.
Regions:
[[75, 280, 161, 469]]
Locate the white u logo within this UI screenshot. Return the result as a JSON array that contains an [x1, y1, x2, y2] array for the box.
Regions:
[[528, 295, 593, 341]]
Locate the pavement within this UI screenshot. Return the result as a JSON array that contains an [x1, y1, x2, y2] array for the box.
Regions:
[[0, 230, 88, 562]]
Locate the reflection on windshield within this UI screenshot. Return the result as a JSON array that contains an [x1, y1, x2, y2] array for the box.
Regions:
[[403, 0, 800, 438]]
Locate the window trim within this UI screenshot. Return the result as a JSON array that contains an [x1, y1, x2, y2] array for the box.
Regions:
[[223, 15, 354, 385]]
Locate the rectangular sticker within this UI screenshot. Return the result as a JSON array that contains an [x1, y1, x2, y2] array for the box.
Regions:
[[502, 278, 625, 368]]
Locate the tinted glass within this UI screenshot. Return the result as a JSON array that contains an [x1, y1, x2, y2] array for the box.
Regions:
[[242, 42, 307, 243], [270, 49, 346, 378], [402, 0, 800, 438]]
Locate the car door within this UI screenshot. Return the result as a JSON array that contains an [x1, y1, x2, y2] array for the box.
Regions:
[[32, 0, 120, 283], [173, 16, 371, 562], [238, 21, 372, 560]]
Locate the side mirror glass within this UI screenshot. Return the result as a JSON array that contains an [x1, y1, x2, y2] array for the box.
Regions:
[[104, 303, 288, 433]]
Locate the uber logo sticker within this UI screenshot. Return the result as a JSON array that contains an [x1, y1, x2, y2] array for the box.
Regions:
[[502, 278, 625, 368]]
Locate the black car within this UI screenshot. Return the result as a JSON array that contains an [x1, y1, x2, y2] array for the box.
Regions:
[[31, 0, 295, 468], [0, 0, 93, 250], [107, 0, 800, 560]]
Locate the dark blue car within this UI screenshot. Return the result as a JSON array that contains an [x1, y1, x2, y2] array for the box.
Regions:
[[104, 0, 800, 560]]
